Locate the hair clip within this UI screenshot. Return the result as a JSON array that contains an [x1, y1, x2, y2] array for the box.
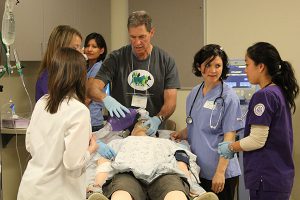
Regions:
[[278, 64, 281, 70]]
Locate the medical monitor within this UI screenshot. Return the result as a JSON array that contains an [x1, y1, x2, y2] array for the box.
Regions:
[[224, 60, 257, 103]]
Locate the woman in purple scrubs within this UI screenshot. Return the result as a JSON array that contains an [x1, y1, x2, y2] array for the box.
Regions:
[[218, 42, 299, 200], [35, 25, 82, 102]]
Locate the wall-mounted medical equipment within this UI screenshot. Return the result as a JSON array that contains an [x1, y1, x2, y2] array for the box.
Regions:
[[224, 60, 257, 105], [1, 0, 33, 126]]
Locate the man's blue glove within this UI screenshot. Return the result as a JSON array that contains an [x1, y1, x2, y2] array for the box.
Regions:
[[103, 96, 130, 118], [96, 140, 116, 160], [143, 116, 161, 136], [218, 141, 234, 159]]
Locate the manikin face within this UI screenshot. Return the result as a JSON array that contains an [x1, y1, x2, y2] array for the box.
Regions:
[[128, 25, 154, 59], [84, 39, 104, 62], [199, 56, 223, 85], [131, 120, 148, 136], [245, 55, 260, 85]]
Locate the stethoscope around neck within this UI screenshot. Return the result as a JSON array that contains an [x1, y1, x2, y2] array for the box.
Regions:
[[186, 80, 225, 129]]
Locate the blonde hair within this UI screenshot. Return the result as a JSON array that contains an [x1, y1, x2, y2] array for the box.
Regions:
[[38, 25, 82, 77]]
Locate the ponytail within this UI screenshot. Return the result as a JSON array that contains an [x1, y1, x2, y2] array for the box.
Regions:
[[247, 42, 299, 113], [272, 60, 299, 113]]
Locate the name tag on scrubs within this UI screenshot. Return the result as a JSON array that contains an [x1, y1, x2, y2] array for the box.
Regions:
[[131, 95, 147, 108], [203, 100, 214, 110]]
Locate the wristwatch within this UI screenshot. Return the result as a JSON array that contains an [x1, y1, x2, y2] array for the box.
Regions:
[[157, 115, 165, 122]]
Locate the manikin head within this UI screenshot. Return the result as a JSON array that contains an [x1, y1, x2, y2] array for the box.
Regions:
[[131, 120, 149, 136]]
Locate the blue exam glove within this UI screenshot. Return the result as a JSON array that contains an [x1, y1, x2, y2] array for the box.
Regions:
[[96, 140, 116, 160], [218, 141, 234, 159], [103, 96, 130, 118], [143, 116, 161, 136]]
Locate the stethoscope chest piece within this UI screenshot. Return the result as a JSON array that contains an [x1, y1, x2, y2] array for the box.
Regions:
[[186, 116, 193, 124], [185, 81, 225, 128]]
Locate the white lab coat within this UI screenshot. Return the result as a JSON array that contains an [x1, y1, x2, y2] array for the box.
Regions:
[[17, 96, 91, 200]]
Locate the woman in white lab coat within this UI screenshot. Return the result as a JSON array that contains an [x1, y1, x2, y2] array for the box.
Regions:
[[17, 47, 98, 200]]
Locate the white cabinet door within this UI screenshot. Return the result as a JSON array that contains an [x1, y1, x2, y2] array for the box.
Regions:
[[13, 0, 111, 61], [75, 0, 111, 51], [43, 0, 78, 49], [14, 0, 43, 61]]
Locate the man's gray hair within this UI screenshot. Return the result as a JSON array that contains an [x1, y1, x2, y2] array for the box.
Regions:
[[127, 10, 152, 32]]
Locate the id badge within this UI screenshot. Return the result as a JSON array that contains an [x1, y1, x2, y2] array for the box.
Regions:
[[203, 100, 214, 110], [131, 95, 147, 108]]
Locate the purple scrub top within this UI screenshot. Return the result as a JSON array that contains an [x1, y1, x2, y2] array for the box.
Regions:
[[243, 85, 294, 193], [35, 70, 48, 102]]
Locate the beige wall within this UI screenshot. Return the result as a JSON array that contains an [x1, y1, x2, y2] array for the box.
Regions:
[[205, 0, 300, 199], [129, 0, 205, 89]]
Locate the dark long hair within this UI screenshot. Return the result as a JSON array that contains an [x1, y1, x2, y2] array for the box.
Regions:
[[247, 42, 299, 113], [46, 47, 87, 114], [192, 44, 229, 80], [84, 32, 107, 62]]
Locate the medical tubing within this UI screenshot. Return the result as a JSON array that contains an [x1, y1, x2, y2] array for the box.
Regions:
[[1, 0, 23, 178], [5, 46, 11, 75], [20, 74, 33, 113], [13, 47, 33, 112], [14, 48, 23, 75], [15, 128, 23, 178], [0, 102, 23, 178]]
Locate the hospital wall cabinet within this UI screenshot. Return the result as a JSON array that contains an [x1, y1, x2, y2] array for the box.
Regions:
[[13, 0, 110, 61], [0, 128, 29, 200], [14, 0, 43, 61]]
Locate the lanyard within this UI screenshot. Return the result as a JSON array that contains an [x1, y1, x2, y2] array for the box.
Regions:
[[131, 51, 151, 96]]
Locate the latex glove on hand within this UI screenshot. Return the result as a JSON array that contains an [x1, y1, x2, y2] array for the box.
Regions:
[[143, 116, 161, 136], [103, 96, 130, 118], [218, 141, 234, 159], [96, 140, 116, 160]]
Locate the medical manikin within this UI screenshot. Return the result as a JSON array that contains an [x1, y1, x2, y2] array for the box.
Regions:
[[86, 109, 218, 200]]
